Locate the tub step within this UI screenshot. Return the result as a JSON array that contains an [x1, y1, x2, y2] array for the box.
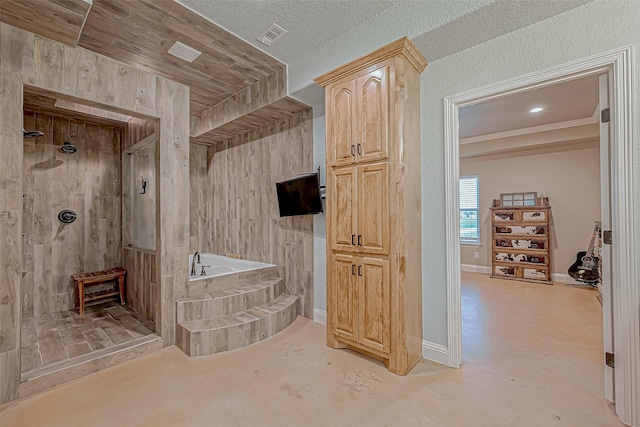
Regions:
[[177, 278, 284, 322], [176, 294, 298, 356]]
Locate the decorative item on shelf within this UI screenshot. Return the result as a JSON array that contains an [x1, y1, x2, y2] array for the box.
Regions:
[[500, 191, 537, 207], [58, 209, 77, 224], [537, 196, 549, 205]]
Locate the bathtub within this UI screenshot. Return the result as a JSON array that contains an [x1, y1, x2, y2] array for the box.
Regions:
[[188, 253, 275, 281], [187, 253, 278, 297]]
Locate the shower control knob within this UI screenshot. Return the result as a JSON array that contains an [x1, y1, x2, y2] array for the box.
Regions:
[[58, 209, 77, 224]]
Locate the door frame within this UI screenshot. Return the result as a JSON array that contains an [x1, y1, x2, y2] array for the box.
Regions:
[[442, 46, 637, 425]]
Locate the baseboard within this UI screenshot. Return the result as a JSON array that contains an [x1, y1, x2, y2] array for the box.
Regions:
[[552, 273, 578, 283], [463, 265, 576, 284], [461, 264, 491, 274], [422, 340, 452, 367], [313, 308, 327, 325]]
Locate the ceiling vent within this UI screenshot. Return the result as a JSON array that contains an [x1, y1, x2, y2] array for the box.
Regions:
[[257, 24, 287, 46], [167, 41, 202, 63]]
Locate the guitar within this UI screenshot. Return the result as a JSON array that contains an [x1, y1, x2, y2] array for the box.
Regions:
[[568, 221, 601, 283]]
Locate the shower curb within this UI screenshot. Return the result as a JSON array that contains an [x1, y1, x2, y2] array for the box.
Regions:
[[19, 334, 162, 399]]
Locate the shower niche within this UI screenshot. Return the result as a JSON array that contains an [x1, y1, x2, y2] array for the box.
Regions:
[[123, 127, 157, 251]]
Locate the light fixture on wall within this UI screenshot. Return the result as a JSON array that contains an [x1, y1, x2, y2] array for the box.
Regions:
[[529, 107, 543, 113]]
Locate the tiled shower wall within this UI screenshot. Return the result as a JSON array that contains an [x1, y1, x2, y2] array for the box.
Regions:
[[22, 111, 122, 318]]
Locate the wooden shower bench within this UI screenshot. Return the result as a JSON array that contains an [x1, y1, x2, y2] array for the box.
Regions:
[[72, 267, 126, 315]]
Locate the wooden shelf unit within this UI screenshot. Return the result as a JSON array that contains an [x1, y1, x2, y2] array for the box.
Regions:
[[490, 200, 552, 284]]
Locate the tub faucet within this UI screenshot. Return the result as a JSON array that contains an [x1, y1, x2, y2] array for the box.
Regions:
[[191, 252, 201, 276]]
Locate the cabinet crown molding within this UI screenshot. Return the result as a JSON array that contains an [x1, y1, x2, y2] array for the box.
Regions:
[[313, 36, 428, 87]]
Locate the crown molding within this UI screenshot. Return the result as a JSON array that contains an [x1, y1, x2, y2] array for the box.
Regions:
[[313, 36, 428, 87]]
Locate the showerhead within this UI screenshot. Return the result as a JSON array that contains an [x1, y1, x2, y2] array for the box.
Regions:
[[60, 141, 77, 154], [23, 129, 44, 139]]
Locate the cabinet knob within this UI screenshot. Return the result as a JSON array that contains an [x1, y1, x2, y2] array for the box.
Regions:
[[351, 145, 355, 157], [351, 234, 356, 246], [357, 235, 362, 246], [358, 265, 362, 276], [352, 264, 356, 276], [357, 143, 361, 155]]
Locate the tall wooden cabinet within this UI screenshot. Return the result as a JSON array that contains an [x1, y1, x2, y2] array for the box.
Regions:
[[314, 37, 427, 375]]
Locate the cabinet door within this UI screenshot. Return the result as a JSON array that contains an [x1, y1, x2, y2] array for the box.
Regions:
[[328, 80, 357, 167], [357, 163, 389, 255], [356, 66, 389, 163], [357, 257, 390, 355], [330, 167, 357, 253], [331, 253, 359, 342]]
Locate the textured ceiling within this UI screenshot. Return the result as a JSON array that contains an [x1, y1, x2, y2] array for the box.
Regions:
[[459, 74, 601, 139], [178, 0, 594, 100], [411, 0, 594, 62], [178, 0, 402, 63]]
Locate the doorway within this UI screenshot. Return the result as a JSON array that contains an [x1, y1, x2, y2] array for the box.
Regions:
[[456, 72, 611, 415], [442, 47, 638, 425]]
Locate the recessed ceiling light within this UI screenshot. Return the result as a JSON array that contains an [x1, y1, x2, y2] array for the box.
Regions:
[[529, 107, 543, 113]]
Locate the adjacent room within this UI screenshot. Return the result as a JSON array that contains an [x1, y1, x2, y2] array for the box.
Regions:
[[0, 1, 638, 426], [457, 74, 611, 401]]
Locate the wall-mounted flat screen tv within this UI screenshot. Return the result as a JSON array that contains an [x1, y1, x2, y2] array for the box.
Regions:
[[275, 172, 323, 217]]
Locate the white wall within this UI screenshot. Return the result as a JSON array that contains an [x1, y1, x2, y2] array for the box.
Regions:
[[460, 146, 601, 277], [313, 106, 327, 314], [308, 0, 640, 348]]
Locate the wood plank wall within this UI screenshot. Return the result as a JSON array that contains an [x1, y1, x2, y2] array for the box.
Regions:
[[22, 111, 122, 317], [1, 23, 190, 404], [122, 248, 156, 325], [189, 110, 314, 318], [122, 118, 157, 250]]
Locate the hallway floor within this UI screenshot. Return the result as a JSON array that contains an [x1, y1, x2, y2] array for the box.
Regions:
[[1, 272, 622, 426]]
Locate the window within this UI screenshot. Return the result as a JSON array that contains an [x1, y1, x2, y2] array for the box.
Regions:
[[460, 175, 479, 244]]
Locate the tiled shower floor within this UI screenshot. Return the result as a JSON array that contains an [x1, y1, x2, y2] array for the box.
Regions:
[[21, 301, 155, 374]]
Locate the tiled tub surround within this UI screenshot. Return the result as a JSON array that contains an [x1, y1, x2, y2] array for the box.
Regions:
[[188, 253, 278, 297], [177, 262, 298, 356]]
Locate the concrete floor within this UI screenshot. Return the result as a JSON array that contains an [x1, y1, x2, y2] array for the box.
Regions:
[[0, 272, 623, 426]]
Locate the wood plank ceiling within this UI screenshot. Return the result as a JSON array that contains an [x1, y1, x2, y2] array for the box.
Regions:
[[1, 0, 289, 118], [0, 0, 91, 46]]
